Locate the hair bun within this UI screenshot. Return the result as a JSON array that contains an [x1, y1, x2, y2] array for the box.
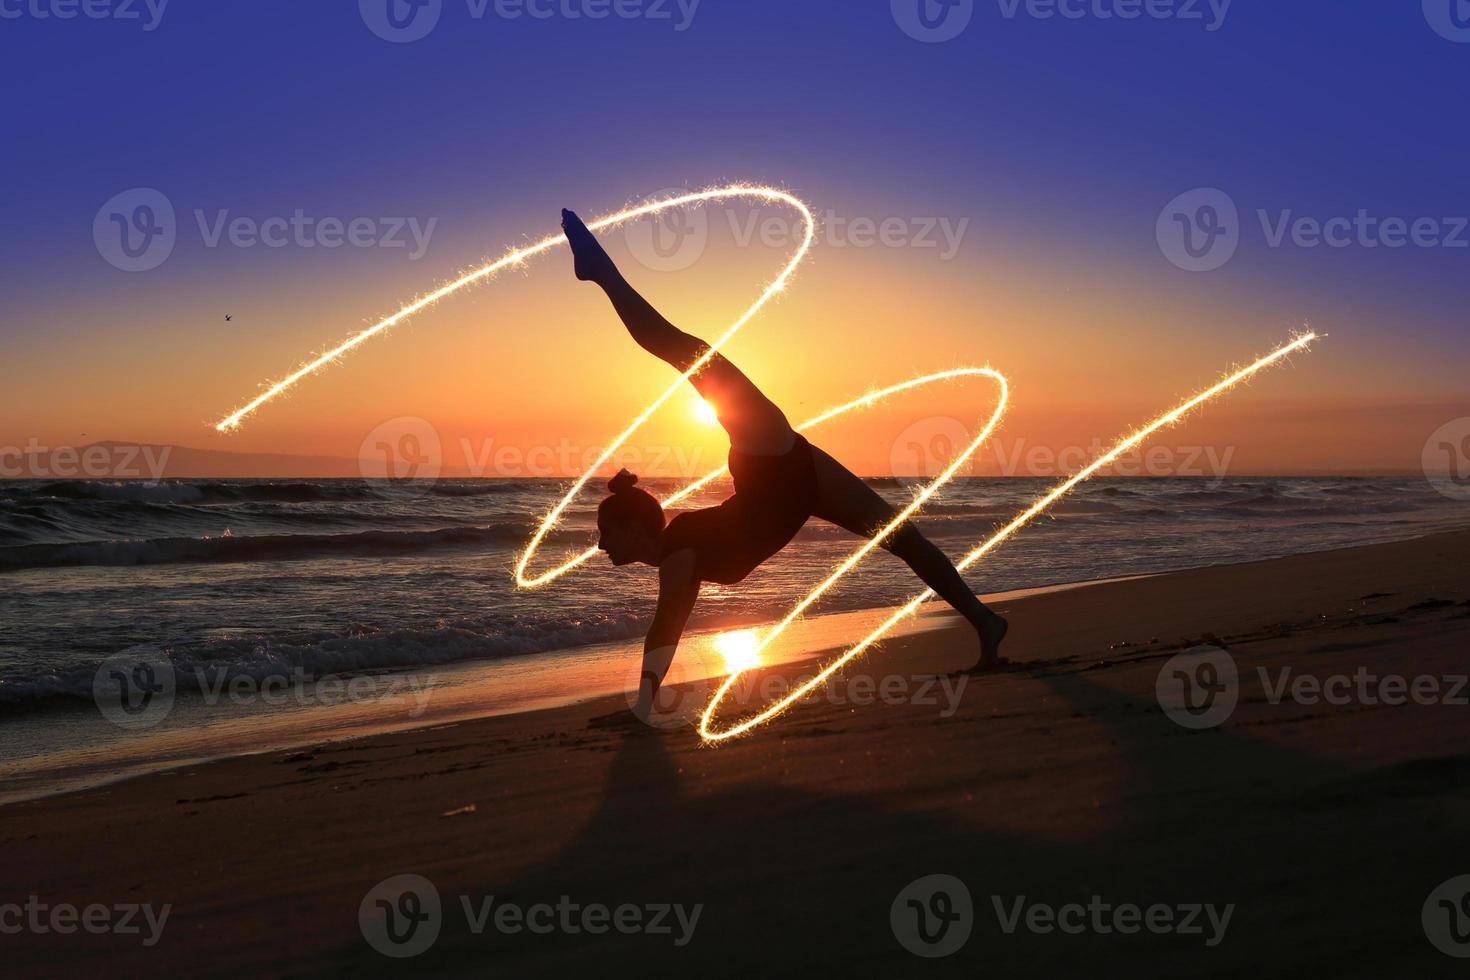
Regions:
[[608, 469, 639, 493]]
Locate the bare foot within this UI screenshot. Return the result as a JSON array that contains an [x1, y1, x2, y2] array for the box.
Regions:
[[561, 208, 617, 285], [587, 708, 651, 731], [972, 612, 1010, 672]]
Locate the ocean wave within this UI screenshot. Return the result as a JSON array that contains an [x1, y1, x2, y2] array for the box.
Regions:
[[26, 480, 208, 505], [0, 613, 652, 708], [1212, 500, 1423, 519], [427, 482, 533, 498], [0, 521, 581, 571], [10, 480, 390, 506]]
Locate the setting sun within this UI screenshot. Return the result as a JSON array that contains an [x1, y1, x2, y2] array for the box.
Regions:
[[693, 398, 719, 425], [713, 628, 761, 673]]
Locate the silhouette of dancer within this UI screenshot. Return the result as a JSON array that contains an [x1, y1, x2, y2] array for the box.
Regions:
[[562, 209, 1008, 723]]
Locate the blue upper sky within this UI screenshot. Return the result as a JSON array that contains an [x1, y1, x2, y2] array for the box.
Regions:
[[3, 1, 1466, 362]]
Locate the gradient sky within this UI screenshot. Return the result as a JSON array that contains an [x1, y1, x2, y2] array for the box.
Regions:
[[2, 1, 1466, 476]]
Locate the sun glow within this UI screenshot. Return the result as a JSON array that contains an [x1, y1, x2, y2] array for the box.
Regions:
[[214, 184, 1319, 743], [714, 629, 761, 674], [693, 398, 719, 425]]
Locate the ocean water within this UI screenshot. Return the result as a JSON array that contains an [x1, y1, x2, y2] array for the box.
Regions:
[[2, 474, 1465, 715]]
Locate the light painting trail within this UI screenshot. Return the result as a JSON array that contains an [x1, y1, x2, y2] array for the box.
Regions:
[[212, 184, 1317, 743]]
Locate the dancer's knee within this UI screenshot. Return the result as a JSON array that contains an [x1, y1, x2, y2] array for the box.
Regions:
[[882, 520, 928, 558]]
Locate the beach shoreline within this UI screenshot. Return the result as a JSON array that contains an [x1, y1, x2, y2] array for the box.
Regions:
[[0, 573, 1150, 807], [6, 526, 1470, 976]]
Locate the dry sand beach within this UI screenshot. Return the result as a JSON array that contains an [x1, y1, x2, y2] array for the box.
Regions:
[[5, 528, 1470, 977]]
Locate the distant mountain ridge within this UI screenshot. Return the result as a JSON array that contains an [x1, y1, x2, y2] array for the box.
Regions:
[[6, 441, 478, 480]]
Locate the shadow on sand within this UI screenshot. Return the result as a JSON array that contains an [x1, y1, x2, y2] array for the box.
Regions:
[[351, 666, 1470, 977]]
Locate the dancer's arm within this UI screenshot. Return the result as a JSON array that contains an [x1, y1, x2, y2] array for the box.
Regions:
[[633, 550, 700, 719]]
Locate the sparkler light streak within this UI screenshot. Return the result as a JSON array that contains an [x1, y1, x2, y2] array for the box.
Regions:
[[212, 184, 1317, 743]]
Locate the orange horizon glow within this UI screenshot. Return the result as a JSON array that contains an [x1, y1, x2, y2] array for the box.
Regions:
[[5, 186, 1450, 478]]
